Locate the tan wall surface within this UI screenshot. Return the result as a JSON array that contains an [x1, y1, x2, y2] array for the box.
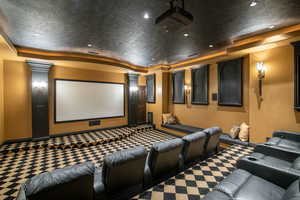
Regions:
[[49, 66, 128, 135], [3, 61, 128, 140], [249, 45, 300, 142], [168, 57, 249, 134], [0, 59, 5, 143], [4, 60, 32, 140]]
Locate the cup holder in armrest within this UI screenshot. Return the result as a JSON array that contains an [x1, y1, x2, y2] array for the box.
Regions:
[[247, 157, 258, 161]]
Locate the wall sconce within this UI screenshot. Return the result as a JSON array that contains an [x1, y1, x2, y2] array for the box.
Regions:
[[32, 81, 47, 89], [184, 85, 191, 95], [129, 86, 138, 92], [256, 62, 267, 97]]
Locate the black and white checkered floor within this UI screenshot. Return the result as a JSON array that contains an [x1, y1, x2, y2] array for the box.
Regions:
[[132, 144, 254, 200], [0, 126, 253, 200]]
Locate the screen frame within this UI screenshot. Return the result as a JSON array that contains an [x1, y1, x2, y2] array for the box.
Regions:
[[54, 79, 126, 123]]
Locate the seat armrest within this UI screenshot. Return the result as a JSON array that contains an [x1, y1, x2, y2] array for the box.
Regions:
[[94, 167, 106, 200], [237, 156, 300, 189], [255, 143, 300, 162], [16, 185, 27, 200], [273, 131, 300, 142], [143, 158, 152, 187]]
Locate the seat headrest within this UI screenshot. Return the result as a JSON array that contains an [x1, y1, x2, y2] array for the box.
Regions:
[[182, 131, 206, 142], [152, 138, 183, 153], [104, 146, 147, 168], [24, 162, 95, 197], [204, 127, 223, 136]]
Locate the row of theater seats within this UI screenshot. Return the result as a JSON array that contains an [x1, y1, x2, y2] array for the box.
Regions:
[[204, 130, 300, 200], [16, 127, 223, 200]]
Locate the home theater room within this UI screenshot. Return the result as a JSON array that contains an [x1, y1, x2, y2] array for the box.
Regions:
[[1, 0, 300, 200]]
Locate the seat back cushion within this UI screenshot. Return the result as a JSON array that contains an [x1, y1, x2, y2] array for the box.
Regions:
[[102, 146, 148, 193], [281, 179, 300, 200], [204, 127, 222, 154], [292, 157, 300, 170], [21, 162, 95, 200], [148, 138, 183, 178], [182, 131, 206, 162]]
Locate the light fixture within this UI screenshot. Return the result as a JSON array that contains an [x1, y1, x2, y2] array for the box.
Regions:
[[256, 62, 267, 97], [130, 86, 139, 92], [32, 81, 47, 89], [209, 44, 214, 48], [88, 44, 92, 47], [250, 0, 257, 7], [269, 25, 275, 29], [144, 13, 150, 19], [184, 33, 189, 37]]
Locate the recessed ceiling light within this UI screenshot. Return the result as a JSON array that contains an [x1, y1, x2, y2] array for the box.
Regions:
[[209, 44, 214, 48], [269, 25, 275, 29], [144, 13, 150, 19], [250, 0, 257, 7], [88, 44, 92, 47], [184, 33, 189, 37]]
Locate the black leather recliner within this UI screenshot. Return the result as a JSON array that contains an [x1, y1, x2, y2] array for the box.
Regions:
[[16, 162, 96, 200], [95, 146, 148, 200], [237, 152, 300, 188], [144, 138, 184, 186], [181, 131, 206, 165], [203, 127, 222, 155], [203, 169, 300, 200], [256, 130, 300, 161]]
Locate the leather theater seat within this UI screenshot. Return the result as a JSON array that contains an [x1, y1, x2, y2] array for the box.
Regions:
[[203, 169, 300, 200], [144, 138, 184, 186], [181, 131, 207, 164], [95, 146, 148, 200], [237, 152, 300, 188], [256, 131, 300, 161], [203, 127, 223, 155], [16, 162, 96, 200]]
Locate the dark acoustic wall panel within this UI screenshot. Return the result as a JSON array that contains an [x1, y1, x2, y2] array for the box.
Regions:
[[172, 70, 185, 104], [27, 61, 53, 139], [218, 58, 243, 106], [191, 65, 209, 105], [127, 74, 139, 126], [146, 74, 156, 103], [292, 41, 300, 110]]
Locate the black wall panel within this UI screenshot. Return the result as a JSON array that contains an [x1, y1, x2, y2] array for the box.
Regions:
[[146, 74, 156, 103], [127, 74, 139, 126], [292, 41, 300, 110], [218, 58, 243, 106], [191, 65, 209, 105], [172, 70, 185, 104], [27, 61, 52, 139]]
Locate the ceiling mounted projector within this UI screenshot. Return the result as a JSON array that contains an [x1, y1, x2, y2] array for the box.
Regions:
[[155, 0, 193, 30]]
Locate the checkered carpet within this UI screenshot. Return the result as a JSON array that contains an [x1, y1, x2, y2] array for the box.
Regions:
[[0, 126, 175, 200], [0, 126, 254, 200], [132, 144, 254, 200], [0, 125, 153, 154]]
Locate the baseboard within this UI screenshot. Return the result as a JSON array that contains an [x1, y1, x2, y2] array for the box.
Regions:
[[3, 125, 128, 145]]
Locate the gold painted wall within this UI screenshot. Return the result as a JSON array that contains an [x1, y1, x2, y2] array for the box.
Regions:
[[49, 66, 128, 135], [0, 59, 5, 143], [4, 60, 32, 140], [167, 57, 249, 135], [3, 61, 128, 140], [249, 45, 300, 142]]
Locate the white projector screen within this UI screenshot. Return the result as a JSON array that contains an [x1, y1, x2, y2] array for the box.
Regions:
[[55, 79, 125, 122]]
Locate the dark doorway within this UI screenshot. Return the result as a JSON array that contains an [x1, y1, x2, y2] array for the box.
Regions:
[[137, 86, 146, 124]]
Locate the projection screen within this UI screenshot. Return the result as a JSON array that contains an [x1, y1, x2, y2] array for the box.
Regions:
[[55, 79, 125, 123]]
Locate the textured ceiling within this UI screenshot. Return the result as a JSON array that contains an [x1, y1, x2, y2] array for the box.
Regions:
[[0, 0, 300, 67]]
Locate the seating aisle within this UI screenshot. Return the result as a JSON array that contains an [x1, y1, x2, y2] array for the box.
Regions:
[[132, 144, 253, 200]]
